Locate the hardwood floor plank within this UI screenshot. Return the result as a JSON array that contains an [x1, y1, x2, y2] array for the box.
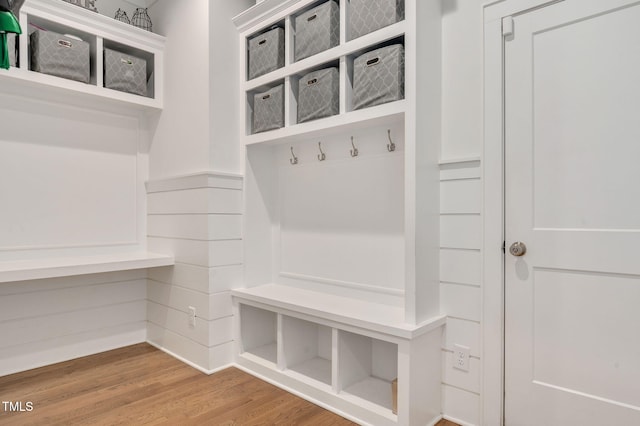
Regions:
[[0, 344, 460, 426], [0, 345, 353, 425]]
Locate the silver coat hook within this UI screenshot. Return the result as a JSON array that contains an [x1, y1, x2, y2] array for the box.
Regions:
[[289, 146, 298, 165], [317, 141, 326, 161], [387, 129, 396, 152], [350, 136, 359, 157]]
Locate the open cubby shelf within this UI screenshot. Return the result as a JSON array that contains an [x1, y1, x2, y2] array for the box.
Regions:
[[240, 305, 278, 366], [236, 301, 401, 419], [0, 0, 164, 111]]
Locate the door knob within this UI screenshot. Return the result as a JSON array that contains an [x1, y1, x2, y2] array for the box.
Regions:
[[509, 241, 527, 257]]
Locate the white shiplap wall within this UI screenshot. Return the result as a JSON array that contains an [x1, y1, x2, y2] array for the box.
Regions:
[[0, 80, 152, 378], [146, 173, 243, 373], [0, 270, 147, 377], [440, 160, 482, 425]]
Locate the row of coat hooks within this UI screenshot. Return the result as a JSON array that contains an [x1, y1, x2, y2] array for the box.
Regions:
[[289, 129, 396, 165]]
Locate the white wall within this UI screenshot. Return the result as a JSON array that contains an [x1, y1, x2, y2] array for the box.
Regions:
[[148, 0, 211, 179], [146, 173, 243, 372], [209, 1, 253, 174], [441, 0, 484, 160], [144, 0, 253, 372], [0, 271, 147, 377], [439, 1, 485, 425], [148, 0, 252, 180], [94, 0, 159, 30]]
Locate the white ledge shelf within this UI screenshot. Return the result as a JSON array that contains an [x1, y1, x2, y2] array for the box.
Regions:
[[245, 100, 406, 147], [0, 252, 174, 283], [232, 283, 445, 339], [0, 67, 161, 112]]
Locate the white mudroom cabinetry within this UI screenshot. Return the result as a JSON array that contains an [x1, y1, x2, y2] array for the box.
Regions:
[[0, 0, 171, 282], [0, 0, 164, 110], [233, 1, 443, 424]]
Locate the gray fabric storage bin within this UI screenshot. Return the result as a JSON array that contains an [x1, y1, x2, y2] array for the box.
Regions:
[[298, 67, 339, 123], [104, 48, 147, 96], [248, 27, 284, 80], [353, 44, 404, 110], [294, 0, 339, 62], [349, 0, 404, 40], [30, 29, 90, 84], [253, 84, 284, 133], [8, 34, 17, 67]]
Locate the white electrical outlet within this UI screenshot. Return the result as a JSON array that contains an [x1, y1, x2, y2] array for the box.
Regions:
[[453, 344, 470, 372], [188, 306, 196, 327]]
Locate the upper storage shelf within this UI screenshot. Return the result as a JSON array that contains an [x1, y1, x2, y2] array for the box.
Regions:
[[0, 0, 165, 112], [234, 0, 406, 146]]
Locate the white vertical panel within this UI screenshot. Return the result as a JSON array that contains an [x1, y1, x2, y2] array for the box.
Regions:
[[442, 384, 480, 426], [443, 318, 480, 357], [440, 249, 481, 285], [442, 350, 481, 393], [210, 291, 233, 319], [147, 237, 242, 267], [147, 279, 208, 318], [440, 179, 481, 214], [440, 283, 481, 322], [147, 214, 242, 241], [147, 188, 242, 215], [440, 215, 481, 249]]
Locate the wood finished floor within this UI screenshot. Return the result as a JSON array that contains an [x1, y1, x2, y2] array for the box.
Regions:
[[0, 343, 459, 425]]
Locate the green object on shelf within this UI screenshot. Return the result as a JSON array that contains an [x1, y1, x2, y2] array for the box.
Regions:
[[0, 10, 21, 70]]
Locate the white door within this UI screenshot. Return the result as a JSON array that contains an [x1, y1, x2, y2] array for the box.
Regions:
[[504, 0, 640, 424]]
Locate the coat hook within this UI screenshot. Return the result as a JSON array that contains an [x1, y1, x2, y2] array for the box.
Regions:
[[317, 141, 326, 161], [350, 136, 359, 157], [387, 129, 396, 152], [289, 147, 298, 165]]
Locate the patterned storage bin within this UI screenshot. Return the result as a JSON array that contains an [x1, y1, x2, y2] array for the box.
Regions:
[[349, 0, 404, 40], [294, 0, 339, 62], [8, 33, 17, 67], [253, 84, 284, 133], [104, 48, 147, 96], [298, 67, 339, 123], [248, 27, 285, 80], [353, 44, 404, 110], [30, 29, 90, 84]]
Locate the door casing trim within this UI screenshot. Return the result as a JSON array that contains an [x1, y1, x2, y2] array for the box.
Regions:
[[481, 1, 565, 425]]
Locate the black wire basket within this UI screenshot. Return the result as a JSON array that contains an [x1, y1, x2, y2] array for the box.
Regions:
[[114, 8, 130, 25], [131, 7, 152, 32]]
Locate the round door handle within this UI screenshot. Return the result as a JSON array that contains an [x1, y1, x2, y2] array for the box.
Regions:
[[509, 241, 527, 257]]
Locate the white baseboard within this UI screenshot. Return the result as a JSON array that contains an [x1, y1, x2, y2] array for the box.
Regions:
[[443, 414, 477, 426], [145, 340, 233, 375]]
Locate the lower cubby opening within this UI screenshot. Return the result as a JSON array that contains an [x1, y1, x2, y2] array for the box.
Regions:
[[338, 330, 398, 413], [240, 304, 277, 365], [282, 316, 332, 387]]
